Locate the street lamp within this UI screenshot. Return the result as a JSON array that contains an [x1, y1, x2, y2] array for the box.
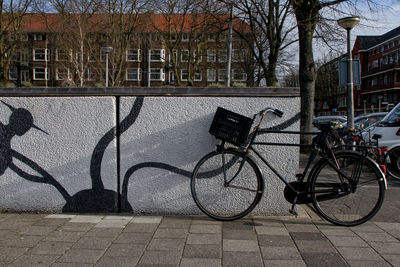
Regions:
[[102, 47, 113, 87], [338, 16, 360, 128]]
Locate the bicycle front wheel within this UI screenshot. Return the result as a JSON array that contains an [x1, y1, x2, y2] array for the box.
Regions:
[[385, 146, 400, 180], [191, 149, 263, 221], [311, 151, 385, 226]]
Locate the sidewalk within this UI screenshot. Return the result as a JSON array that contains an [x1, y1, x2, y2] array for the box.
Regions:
[[0, 208, 399, 267]]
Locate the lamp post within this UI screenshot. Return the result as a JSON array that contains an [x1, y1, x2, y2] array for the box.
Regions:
[[338, 16, 360, 128], [103, 47, 113, 87]]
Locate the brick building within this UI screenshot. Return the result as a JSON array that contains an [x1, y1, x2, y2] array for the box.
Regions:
[[5, 13, 252, 88]]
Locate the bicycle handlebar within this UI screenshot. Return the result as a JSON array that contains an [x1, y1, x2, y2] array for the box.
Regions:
[[259, 107, 284, 117]]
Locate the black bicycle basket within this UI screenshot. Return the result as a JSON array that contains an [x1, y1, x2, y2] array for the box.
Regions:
[[209, 107, 253, 146]]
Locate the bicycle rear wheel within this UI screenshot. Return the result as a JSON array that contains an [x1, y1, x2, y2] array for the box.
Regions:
[[311, 151, 385, 226], [191, 149, 263, 221], [385, 146, 400, 180]]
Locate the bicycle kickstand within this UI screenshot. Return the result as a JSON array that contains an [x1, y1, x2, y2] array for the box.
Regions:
[[289, 197, 298, 217]]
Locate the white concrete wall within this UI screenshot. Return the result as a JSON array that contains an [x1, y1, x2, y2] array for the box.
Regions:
[[0, 95, 300, 214]]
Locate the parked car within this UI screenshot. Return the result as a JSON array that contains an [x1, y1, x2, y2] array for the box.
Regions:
[[312, 115, 347, 132], [342, 112, 387, 130], [362, 104, 400, 151]]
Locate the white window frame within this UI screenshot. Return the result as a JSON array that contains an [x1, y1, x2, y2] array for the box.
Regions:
[[207, 50, 216, 62], [194, 51, 202, 63], [33, 48, 49, 61], [169, 70, 176, 83], [182, 32, 189, 42], [218, 69, 226, 82], [232, 49, 244, 62], [56, 49, 71, 62], [87, 68, 96, 81], [126, 49, 141, 62], [56, 68, 72, 81], [21, 70, 29, 83], [20, 49, 29, 63], [149, 49, 165, 62], [169, 50, 178, 65], [33, 67, 49, 80], [218, 50, 226, 63], [208, 33, 216, 42], [232, 68, 247, 82], [126, 68, 141, 81], [9, 67, 17, 80], [207, 69, 216, 82], [150, 68, 165, 81], [181, 69, 188, 81], [34, 33, 45, 41]]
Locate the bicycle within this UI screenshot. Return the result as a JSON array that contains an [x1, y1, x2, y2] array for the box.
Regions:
[[191, 107, 387, 226]]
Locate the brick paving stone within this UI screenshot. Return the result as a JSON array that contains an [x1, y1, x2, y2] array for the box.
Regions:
[[381, 254, 400, 266], [179, 257, 221, 267], [318, 227, 357, 237], [336, 247, 383, 261], [72, 236, 114, 250], [346, 260, 392, 267], [289, 232, 327, 241], [190, 224, 221, 234], [263, 259, 307, 267], [8, 254, 59, 267], [223, 221, 255, 230], [94, 256, 140, 267], [85, 227, 123, 238], [223, 251, 263, 266], [58, 223, 94, 232], [113, 232, 153, 244], [51, 263, 92, 267], [103, 243, 145, 257], [252, 219, 286, 227], [34, 218, 70, 227], [0, 235, 44, 247], [187, 233, 221, 245], [183, 244, 221, 258], [0, 247, 28, 262], [27, 241, 74, 255], [147, 238, 186, 251], [20, 225, 58, 236], [69, 215, 103, 224], [130, 216, 162, 224], [374, 222, 400, 231], [369, 241, 400, 254], [191, 218, 222, 225], [294, 240, 337, 254], [223, 239, 259, 252], [357, 232, 399, 242], [258, 235, 296, 247], [44, 230, 85, 242], [95, 219, 131, 228], [45, 214, 76, 219], [222, 229, 256, 240], [138, 250, 182, 265], [285, 223, 320, 233], [351, 223, 385, 233], [159, 217, 191, 229], [301, 252, 348, 267], [255, 226, 289, 236], [326, 235, 370, 247], [0, 229, 18, 240], [260, 246, 302, 260], [153, 228, 189, 239], [123, 223, 158, 233], [56, 248, 105, 264]]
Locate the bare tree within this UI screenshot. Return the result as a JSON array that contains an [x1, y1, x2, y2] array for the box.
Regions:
[[0, 0, 33, 84]]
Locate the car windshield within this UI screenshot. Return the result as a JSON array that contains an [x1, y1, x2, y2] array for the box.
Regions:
[[380, 104, 400, 126]]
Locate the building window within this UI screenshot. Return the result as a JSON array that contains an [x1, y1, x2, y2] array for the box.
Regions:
[[20, 50, 29, 63], [21, 70, 29, 83], [232, 69, 247, 81], [182, 33, 189, 42], [87, 68, 96, 81], [218, 69, 226, 82], [207, 50, 216, 62], [169, 50, 178, 65], [56, 49, 71, 61], [56, 68, 71, 80], [126, 49, 141, 62], [169, 71, 176, 83], [33, 68, 49, 80], [9, 67, 17, 80], [33, 48, 49, 61], [207, 69, 216, 82], [181, 50, 190, 62], [150, 68, 165, 81], [181, 69, 188, 81], [218, 50, 226, 63], [232, 49, 245, 62], [126, 68, 141, 81], [150, 49, 165, 62], [194, 70, 202, 82], [21, 34, 28, 41], [208, 33, 216, 42], [34, 33, 46, 41]]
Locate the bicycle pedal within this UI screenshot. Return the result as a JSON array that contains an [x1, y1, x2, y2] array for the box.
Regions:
[[289, 209, 298, 217]]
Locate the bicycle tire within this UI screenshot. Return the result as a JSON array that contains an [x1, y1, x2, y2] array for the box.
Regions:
[[310, 151, 385, 226], [385, 146, 400, 180], [191, 148, 263, 221]]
